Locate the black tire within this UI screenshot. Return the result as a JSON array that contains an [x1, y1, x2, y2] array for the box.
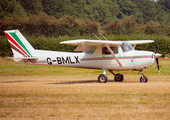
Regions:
[[140, 75, 148, 83], [98, 74, 108, 83], [114, 73, 124, 82]]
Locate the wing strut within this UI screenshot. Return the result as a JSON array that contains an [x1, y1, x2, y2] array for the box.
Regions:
[[106, 45, 123, 67]]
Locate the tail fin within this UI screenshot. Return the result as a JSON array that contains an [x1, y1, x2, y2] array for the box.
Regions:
[[4, 29, 36, 62]]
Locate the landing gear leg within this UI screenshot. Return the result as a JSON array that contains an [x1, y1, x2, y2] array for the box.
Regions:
[[109, 70, 124, 82], [98, 69, 108, 83], [139, 70, 148, 83]]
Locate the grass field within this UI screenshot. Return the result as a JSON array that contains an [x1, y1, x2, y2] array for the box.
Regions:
[[0, 58, 170, 119]]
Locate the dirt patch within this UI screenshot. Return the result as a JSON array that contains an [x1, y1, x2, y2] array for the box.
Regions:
[[0, 75, 170, 119]]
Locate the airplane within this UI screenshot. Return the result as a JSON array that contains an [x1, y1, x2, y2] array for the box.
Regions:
[[4, 29, 162, 83]]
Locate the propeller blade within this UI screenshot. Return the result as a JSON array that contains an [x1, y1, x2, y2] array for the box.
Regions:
[[156, 58, 160, 74], [154, 42, 161, 74]]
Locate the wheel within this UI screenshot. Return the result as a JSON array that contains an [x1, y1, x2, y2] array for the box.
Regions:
[[98, 74, 108, 83], [140, 75, 148, 83], [114, 73, 124, 82]]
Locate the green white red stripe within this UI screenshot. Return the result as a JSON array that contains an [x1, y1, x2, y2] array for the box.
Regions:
[[6, 32, 35, 63], [80, 55, 152, 61]]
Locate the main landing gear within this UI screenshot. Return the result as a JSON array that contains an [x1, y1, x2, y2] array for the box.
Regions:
[[98, 69, 124, 83], [98, 69, 148, 83], [98, 69, 108, 83], [109, 70, 124, 82]]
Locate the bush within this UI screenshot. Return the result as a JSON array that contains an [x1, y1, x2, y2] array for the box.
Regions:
[[0, 36, 12, 57], [0, 14, 100, 37], [1, 34, 170, 57]]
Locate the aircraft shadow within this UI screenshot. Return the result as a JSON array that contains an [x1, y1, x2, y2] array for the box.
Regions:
[[0, 80, 32, 83], [0, 80, 139, 84], [48, 79, 139, 85], [49, 80, 97, 85]]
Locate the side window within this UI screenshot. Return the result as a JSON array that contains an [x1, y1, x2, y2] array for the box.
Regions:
[[102, 46, 118, 55], [85, 46, 96, 54]]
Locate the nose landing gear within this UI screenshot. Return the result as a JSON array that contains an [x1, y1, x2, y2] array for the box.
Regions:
[[139, 70, 148, 83], [98, 70, 124, 83]]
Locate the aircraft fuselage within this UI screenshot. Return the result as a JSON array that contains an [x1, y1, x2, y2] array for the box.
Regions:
[[18, 48, 155, 71]]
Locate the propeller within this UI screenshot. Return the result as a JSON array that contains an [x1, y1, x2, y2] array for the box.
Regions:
[[154, 42, 161, 74]]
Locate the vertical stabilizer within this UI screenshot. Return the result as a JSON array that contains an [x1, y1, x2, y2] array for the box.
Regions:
[[4, 30, 35, 60]]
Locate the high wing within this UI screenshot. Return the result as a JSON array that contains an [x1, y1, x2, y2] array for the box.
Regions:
[[60, 39, 154, 51], [60, 39, 122, 46], [126, 40, 154, 48], [127, 40, 154, 45], [60, 39, 122, 51]]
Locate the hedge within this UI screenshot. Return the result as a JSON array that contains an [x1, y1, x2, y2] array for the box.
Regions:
[[1, 34, 170, 57]]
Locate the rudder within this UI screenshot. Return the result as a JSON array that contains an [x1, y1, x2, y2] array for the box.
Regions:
[[4, 30, 35, 60]]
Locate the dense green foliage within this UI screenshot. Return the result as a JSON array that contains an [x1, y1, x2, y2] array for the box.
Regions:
[[1, 0, 170, 25], [1, 0, 170, 57], [2, 0, 170, 36], [1, 34, 170, 57], [0, 14, 99, 37]]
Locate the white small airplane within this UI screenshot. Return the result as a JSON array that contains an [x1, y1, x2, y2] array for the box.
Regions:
[[4, 29, 162, 83]]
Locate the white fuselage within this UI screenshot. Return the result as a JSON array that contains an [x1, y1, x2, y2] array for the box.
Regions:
[[19, 46, 155, 71]]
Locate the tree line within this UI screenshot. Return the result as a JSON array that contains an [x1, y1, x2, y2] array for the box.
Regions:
[[1, 0, 170, 57], [1, 15, 170, 37], [1, 0, 170, 36], [1, 0, 170, 25]]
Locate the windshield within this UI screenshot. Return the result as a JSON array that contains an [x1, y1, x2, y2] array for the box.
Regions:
[[121, 42, 133, 52]]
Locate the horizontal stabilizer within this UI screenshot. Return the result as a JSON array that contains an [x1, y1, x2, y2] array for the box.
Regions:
[[15, 57, 38, 60]]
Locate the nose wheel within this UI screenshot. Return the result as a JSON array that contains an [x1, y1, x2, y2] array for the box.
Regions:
[[140, 75, 148, 82], [139, 70, 148, 83]]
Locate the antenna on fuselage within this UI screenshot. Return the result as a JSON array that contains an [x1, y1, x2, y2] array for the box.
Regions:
[[92, 33, 101, 40], [100, 33, 108, 41]]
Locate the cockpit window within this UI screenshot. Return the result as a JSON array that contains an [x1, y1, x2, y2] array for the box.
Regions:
[[102, 46, 118, 55], [85, 46, 96, 54], [121, 42, 133, 52]]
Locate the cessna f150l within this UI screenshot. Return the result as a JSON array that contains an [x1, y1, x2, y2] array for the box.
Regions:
[[4, 30, 162, 83]]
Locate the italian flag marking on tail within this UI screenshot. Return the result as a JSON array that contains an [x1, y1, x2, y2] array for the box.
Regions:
[[6, 32, 35, 63]]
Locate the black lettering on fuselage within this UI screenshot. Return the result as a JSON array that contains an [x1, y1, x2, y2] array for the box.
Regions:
[[56, 57, 62, 64], [62, 57, 69, 64], [56, 56, 80, 65], [69, 57, 75, 64], [52, 60, 56, 62], [47, 57, 52, 65], [74, 56, 80, 63]]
